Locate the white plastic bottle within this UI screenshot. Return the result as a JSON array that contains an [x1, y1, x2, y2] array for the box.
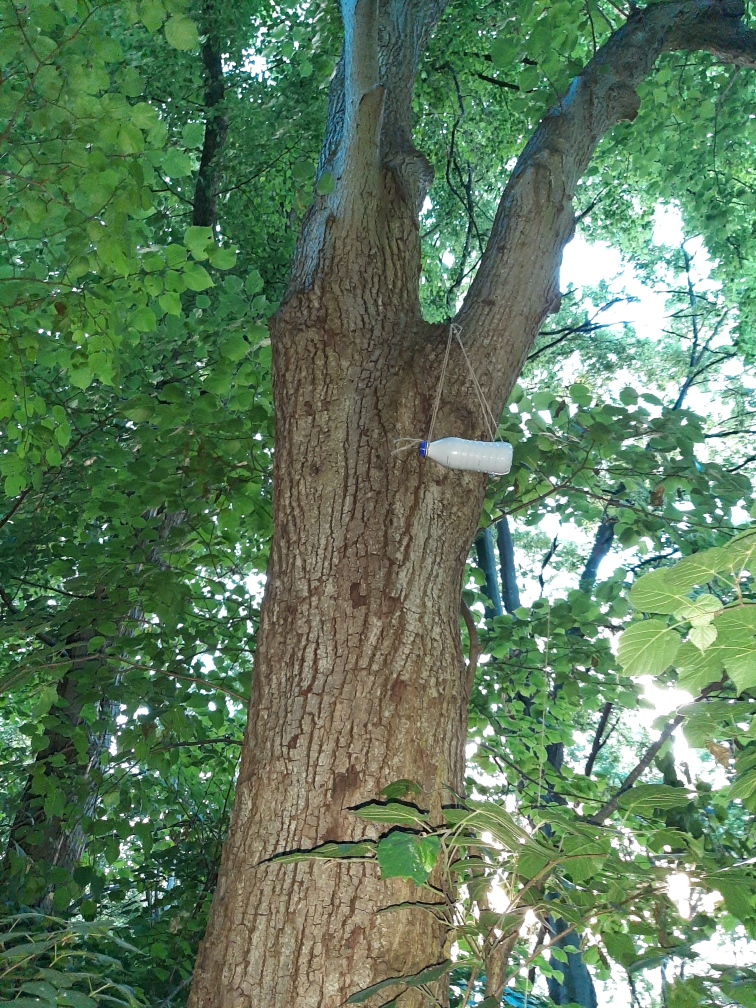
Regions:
[[419, 437, 513, 475]]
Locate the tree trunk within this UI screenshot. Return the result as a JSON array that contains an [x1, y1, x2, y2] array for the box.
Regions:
[[475, 527, 503, 618], [189, 254, 491, 1008], [192, 0, 227, 230], [188, 2, 756, 1005]]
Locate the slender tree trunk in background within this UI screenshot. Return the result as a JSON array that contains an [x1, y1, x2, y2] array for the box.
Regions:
[[2, 634, 107, 901], [188, 3, 756, 1004], [475, 527, 503, 618], [192, 0, 227, 230], [497, 516, 520, 614], [579, 515, 617, 593], [1, 512, 184, 902]]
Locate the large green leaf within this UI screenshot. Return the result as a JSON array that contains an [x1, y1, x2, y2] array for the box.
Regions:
[[164, 15, 199, 51], [618, 784, 693, 816], [453, 800, 528, 850], [271, 841, 376, 865], [376, 831, 440, 884], [664, 548, 730, 590], [711, 607, 756, 693], [351, 801, 429, 826], [346, 961, 451, 1004], [681, 699, 756, 747], [629, 569, 694, 614], [617, 620, 681, 675]]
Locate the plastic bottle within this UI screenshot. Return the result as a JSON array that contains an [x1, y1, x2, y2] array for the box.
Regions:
[[419, 438, 513, 475]]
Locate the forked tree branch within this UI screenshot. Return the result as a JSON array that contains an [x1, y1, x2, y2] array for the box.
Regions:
[[290, 0, 447, 293], [457, 0, 756, 418]]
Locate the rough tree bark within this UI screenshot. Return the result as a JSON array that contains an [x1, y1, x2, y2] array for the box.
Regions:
[[188, 3, 756, 1006]]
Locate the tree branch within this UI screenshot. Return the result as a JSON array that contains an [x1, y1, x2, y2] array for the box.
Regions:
[[584, 702, 615, 777], [289, 0, 447, 294], [456, 0, 756, 425], [460, 598, 480, 691], [587, 682, 722, 824]]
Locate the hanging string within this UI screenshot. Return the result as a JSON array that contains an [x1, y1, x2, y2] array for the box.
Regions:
[[426, 321, 455, 445], [391, 436, 422, 456], [394, 321, 500, 454], [452, 325, 498, 442]]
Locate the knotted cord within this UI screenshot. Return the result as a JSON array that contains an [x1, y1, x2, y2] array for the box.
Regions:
[[427, 322, 498, 443], [393, 321, 500, 455]]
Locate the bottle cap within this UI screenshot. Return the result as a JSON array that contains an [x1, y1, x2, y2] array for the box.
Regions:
[[418, 441, 428, 458]]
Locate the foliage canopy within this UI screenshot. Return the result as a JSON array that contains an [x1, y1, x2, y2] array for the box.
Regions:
[[2, 0, 756, 1006]]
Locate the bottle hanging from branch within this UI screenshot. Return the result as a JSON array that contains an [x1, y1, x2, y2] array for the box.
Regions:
[[419, 438, 513, 475]]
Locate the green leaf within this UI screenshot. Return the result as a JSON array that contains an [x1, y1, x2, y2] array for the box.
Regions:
[[315, 172, 335, 195], [689, 623, 717, 652], [618, 784, 693, 816], [245, 270, 264, 295], [617, 620, 681, 675], [346, 961, 451, 1004], [711, 607, 756, 692], [675, 594, 722, 626], [58, 992, 96, 1008], [449, 800, 527, 850], [351, 801, 429, 826], [664, 548, 729, 591], [629, 569, 691, 615], [603, 931, 637, 967], [270, 840, 376, 866], [681, 699, 755, 747], [377, 830, 439, 884], [491, 36, 519, 69], [4, 474, 26, 497], [517, 842, 554, 880], [291, 160, 315, 183], [209, 247, 237, 270], [164, 14, 199, 50], [220, 336, 250, 361], [183, 225, 213, 259], [161, 150, 194, 178], [20, 981, 57, 1003], [380, 779, 423, 801], [120, 67, 144, 97], [182, 122, 205, 148], [131, 307, 157, 332], [69, 368, 93, 390], [569, 383, 592, 405], [727, 530, 756, 573], [676, 642, 725, 693], [182, 263, 214, 292], [717, 880, 754, 923], [619, 386, 638, 405], [0, 1000, 53, 1007], [158, 291, 182, 316], [139, 0, 166, 32], [730, 767, 756, 802], [121, 396, 155, 423]]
